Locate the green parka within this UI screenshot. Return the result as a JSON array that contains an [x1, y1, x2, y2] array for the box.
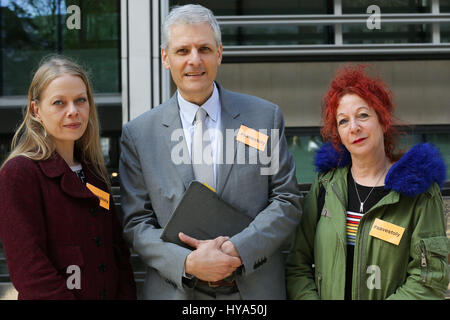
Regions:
[[286, 143, 449, 300]]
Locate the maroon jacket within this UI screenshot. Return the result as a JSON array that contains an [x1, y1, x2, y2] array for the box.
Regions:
[[0, 153, 136, 300]]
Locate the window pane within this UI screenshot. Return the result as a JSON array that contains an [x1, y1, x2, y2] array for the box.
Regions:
[[343, 23, 432, 44], [342, 0, 431, 14], [222, 25, 334, 46], [169, 1, 334, 46], [169, 0, 330, 15], [63, 0, 120, 93], [287, 135, 324, 185], [0, 0, 120, 96], [414, 133, 450, 181], [440, 0, 450, 12], [1, 0, 58, 95], [442, 23, 450, 43]]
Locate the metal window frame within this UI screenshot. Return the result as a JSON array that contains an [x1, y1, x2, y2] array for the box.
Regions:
[[222, 43, 450, 57], [156, 1, 450, 116], [215, 0, 450, 57], [216, 13, 450, 25], [285, 124, 450, 136]]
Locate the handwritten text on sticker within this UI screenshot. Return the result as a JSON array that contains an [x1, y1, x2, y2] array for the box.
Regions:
[[236, 125, 269, 152]]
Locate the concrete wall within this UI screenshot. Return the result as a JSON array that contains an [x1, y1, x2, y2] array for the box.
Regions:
[[215, 60, 450, 127]]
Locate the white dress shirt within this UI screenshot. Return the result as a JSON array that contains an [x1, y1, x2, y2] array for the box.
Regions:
[[177, 83, 222, 189]]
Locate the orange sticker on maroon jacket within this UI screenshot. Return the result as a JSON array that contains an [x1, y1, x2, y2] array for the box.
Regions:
[[86, 183, 110, 210], [236, 125, 269, 152]]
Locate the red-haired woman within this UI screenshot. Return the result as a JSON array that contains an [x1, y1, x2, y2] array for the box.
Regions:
[[286, 65, 448, 300]]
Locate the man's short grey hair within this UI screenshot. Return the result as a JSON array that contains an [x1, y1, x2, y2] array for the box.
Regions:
[[161, 4, 222, 50]]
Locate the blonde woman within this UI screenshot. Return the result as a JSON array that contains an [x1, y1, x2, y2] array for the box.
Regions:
[[0, 55, 136, 300]]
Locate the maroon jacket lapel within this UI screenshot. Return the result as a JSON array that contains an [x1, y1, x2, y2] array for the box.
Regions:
[[38, 153, 100, 202]]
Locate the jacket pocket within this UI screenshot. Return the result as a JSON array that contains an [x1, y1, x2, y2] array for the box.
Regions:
[[417, 236, 449, 289]]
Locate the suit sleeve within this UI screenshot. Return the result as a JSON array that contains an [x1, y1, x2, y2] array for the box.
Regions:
[[229, 106, 302, 276], [0, 158, 76, 299], [119, 124, 192, 290]]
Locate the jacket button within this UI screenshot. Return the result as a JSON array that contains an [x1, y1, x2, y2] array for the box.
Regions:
[[93, 236, 102, 246], [98, 263, 107, 273], [89, 207, 98, 217]]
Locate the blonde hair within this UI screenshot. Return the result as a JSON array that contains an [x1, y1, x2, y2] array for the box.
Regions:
[[1, 55, 110, 189]]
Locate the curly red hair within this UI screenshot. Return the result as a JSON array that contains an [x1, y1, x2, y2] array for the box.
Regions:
[[321, 65, 400, 161]]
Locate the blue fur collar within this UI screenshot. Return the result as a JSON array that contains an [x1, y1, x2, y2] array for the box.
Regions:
[[314, 142, 447, 197]]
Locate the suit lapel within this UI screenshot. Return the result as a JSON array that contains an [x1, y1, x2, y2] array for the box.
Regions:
[[162, 93, 195, 191], [216, 84, 241, 196]]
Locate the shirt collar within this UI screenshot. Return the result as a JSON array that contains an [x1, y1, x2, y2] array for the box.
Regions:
[[177, 83, 219, 125]]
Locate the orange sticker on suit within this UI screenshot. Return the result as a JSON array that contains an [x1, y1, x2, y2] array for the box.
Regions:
[[236, 125, 269, 152]]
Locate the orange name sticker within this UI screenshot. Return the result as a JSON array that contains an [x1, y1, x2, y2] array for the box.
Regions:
[[236, 125, 269, 152], [86, 183, 110, 210], [369, 218, 405, 246]]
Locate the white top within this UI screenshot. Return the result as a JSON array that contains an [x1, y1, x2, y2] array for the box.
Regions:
[[70, 163, 82, 172]]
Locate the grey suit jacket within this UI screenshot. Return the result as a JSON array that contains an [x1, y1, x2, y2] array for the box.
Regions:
[[119, 83, 302, 299]]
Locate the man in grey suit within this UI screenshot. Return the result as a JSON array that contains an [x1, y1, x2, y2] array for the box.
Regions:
[[119, 4, 302, 300]]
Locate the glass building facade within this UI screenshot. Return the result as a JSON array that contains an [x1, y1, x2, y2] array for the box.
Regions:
[[0, 0, 122, 184], [1, 0, 120, 95], [170, 0, 450, 187]]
